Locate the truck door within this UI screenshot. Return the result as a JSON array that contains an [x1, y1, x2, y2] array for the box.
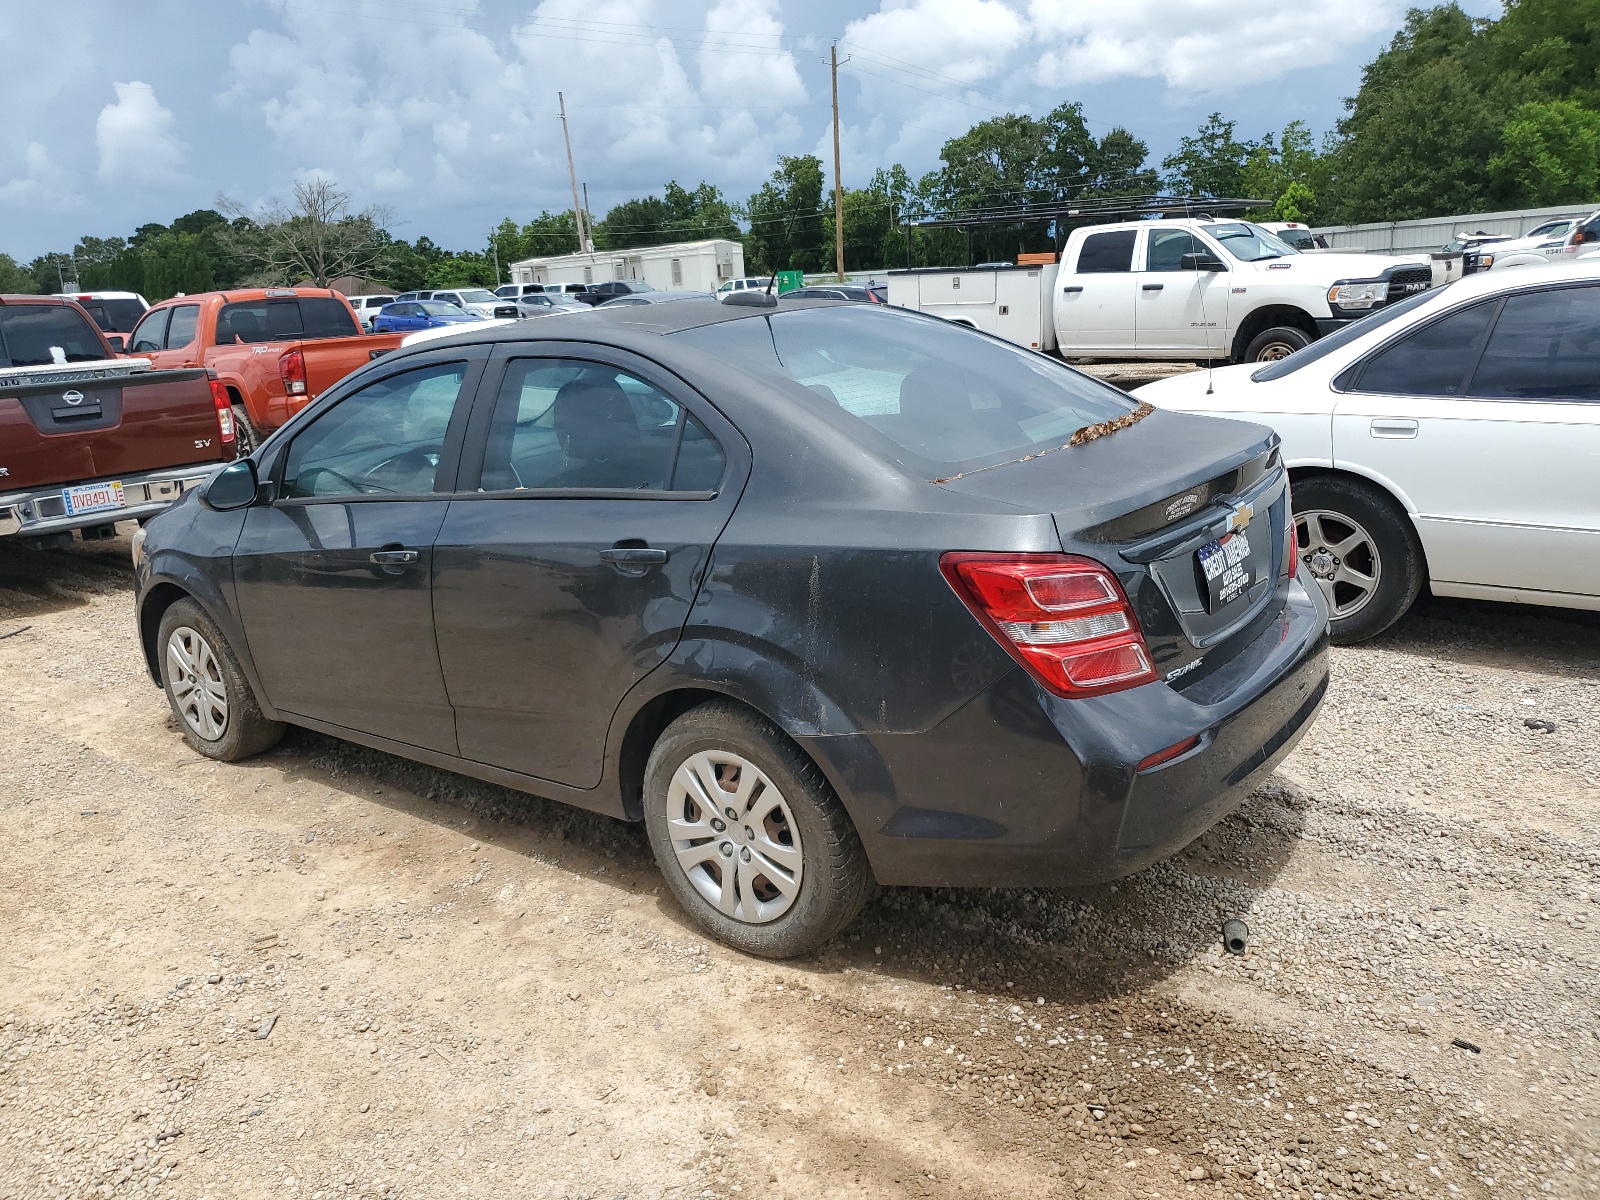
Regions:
[[1135, 229, 1227, 355], [1055, 230, 1136, 354]]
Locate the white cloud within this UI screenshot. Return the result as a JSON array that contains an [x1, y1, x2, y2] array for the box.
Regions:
[[698, 0, 806, 106], [0, 142, 79, 208], [1026, 0, 1402, 92], [96, 81, 186, 185]]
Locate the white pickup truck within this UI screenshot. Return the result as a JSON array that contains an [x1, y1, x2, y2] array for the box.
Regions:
[[888, 217, 1435, 364]]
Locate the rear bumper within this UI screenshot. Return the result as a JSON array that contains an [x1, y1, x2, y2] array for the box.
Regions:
[[809, 576, 1330, 888], [0, 462, 220, 539]]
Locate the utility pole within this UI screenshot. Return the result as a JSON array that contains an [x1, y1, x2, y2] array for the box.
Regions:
[[559, 92, 592, 255], [831, 44, 848, 282], [582, 183, 596, 262], [489, 226, 501, 284]]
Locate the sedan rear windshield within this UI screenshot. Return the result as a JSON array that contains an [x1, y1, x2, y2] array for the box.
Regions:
[[215, 297, 359, 344], [671, 306, 1140, 469], [0, 304, 106, 367]]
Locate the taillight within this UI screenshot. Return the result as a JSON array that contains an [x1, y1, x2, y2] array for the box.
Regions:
[[1283, 476, 1297, 579], [280, 348, 308, 396], [208, 377, 236, 445], [940, 552, 1157, 698]]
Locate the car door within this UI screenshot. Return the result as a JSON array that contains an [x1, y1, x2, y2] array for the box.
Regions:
[[232, 349, 486, 751], [1332, 282, 1600, 599], [1056, 229, 1137, 353], [431, 345, 749, 788], [127, 307, 169, 357], [1135, 228, 1228, 354]]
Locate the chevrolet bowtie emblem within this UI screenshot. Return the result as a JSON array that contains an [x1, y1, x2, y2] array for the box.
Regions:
[[1227, 501, 1254, 533]]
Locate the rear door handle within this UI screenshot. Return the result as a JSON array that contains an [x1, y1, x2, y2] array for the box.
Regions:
[[600, 547, 669, 565], [1370, 418, 1419, 439], [369, 548, 419, 565], [1141, 283, 1164, 291], [1062, 285, 1084, 294]]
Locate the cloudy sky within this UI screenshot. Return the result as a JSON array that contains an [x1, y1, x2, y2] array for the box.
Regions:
[[1, 0, 1500, 262]]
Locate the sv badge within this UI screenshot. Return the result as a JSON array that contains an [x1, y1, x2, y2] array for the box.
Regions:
[[194, 439, 212, 449]]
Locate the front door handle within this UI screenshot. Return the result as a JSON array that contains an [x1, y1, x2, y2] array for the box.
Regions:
[[1141, 283, 1164, 291], [600, 547, 669, 565], [1062, 285, 1084, 294], [1370, 418, 1419, 439], [370, 548, 420, 565]]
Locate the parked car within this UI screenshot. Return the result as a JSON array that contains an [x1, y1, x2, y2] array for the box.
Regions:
[[428, 288, 519, 319], [496, 284, 546, 298], [132, 298, 1328, 957], [1259, 222, 1330, 252], [715, 277, 774, 301], [577, 280, 657, 306], [513, 293, 587, 317], [1485, 211, 1600, 270], [372, 300, 487, 334], [544, 283, 595, 302], [393, 291, 437, 303], [594, 290, 715, 307], [126, 288, 403, 456], [347, 294, 397, 331], [1, 295, 236, 547], [784, 284, 888, 304], [1134, 260, 1600, 642], [68, 291, 150, 342]]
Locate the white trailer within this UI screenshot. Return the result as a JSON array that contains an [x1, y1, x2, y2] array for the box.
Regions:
[[886, 265, 1060, 352], [508, 238, 743, 293]]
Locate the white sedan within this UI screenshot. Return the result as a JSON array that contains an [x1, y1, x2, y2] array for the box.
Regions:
[[1134, 260, 1600, 642]]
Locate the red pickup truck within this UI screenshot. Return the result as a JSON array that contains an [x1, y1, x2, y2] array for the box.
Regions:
[[1, 295, 235, 548], [128, 288, 403, 452]]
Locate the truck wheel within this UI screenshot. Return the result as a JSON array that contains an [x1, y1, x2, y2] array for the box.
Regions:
[[231, 406, 260, 456], [1292, 476, 1424, 644], [157, 598, 285, 761], [643, 700, 872, 959], [1243, 326, 1311, 363]]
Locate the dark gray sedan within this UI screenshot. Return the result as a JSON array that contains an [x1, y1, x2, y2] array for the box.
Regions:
[[131, 300, 1328, 957]]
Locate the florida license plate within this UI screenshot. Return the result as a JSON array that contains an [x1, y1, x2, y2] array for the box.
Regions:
[[62, 481, 126, 516], [1197, 529, 1251, 613]]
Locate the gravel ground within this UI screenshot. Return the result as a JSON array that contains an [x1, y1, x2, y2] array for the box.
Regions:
[[0, 532, 1596, 1200]]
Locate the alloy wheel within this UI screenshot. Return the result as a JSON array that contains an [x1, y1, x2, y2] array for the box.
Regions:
[[1296, 508, 1382, 620], [666, 750, 803, 924], [166, 625, 229, 741]]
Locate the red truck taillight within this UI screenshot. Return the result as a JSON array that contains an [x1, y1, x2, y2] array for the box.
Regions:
[[940, 552, 1157, 698], [209, 377, 237, 446], [280, 348, 308, 396]]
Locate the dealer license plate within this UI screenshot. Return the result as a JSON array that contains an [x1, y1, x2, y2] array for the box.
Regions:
[[62, 481, 126, 516], [1197, 529, 1252, 613]]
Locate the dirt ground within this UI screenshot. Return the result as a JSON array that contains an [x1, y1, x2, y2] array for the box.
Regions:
[[1, 531, 1596, 1200]]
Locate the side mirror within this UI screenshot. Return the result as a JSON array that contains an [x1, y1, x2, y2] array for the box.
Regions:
[[1180, 252, 1226, 273], [104, 333, 127, 353], [201, 458, 260, 511]]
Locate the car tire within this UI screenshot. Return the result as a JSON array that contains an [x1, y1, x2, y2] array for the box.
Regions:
[[643, 700, 872, 958], [1243, 325, 1311, 363], [1292, 475, 1424, 645], [231, 405, 260, 457], [156, 598, 285, 762]]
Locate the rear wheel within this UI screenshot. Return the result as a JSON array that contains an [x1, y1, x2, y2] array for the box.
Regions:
[[157, 598, 285, 761], [1292, 476, 1424, 644], [643, 701, 871, 958], [1243, 325, 1311, 363], [231, 405, 260, 457]]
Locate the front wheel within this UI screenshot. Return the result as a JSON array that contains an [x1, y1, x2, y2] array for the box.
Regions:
[[643, 701, 871, 958], [1292, 476, 1424, 644], [1243, 325, 1311, 363], [157, 598, 285, 761]]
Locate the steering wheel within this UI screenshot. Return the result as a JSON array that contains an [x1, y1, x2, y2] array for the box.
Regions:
[[295, 466, 365, 496], [360, 446, 440, 493]]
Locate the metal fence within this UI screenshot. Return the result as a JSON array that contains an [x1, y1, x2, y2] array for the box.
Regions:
[[1313, 203, 1596, 255]]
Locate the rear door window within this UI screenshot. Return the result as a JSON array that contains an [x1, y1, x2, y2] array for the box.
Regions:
[[477, 359, 724, 493], [1468, 285, 1600, 401], [1075, 230, 1136, 273], [1351, 300, 1497, 396], [298, 297, 359, 338], [0, 304, 107, 367]]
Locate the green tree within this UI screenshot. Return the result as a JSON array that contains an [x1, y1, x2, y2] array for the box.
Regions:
[[141, 233, 214, 301], [1240, 121, 1328, 222], [600, 181, 739, 249], [745, 156, 825, 274], [0, 253, 37, 293], [26, 252, 77, 294], [1162, 113, 1261, 198], [1489, 98, 1600, 203], [488, 211, 584, 265]]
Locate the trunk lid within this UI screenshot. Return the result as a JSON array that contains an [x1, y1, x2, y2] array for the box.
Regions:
[[0, 366, 222, 490], [933, 407, 1291, 678]]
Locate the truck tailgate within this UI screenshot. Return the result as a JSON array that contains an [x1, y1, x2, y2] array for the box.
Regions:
[[0, 368, 223, 491], [303, 332, 403, 396]]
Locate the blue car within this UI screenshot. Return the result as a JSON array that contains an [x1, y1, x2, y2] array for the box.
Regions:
[[373, 300, 485, 334]]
